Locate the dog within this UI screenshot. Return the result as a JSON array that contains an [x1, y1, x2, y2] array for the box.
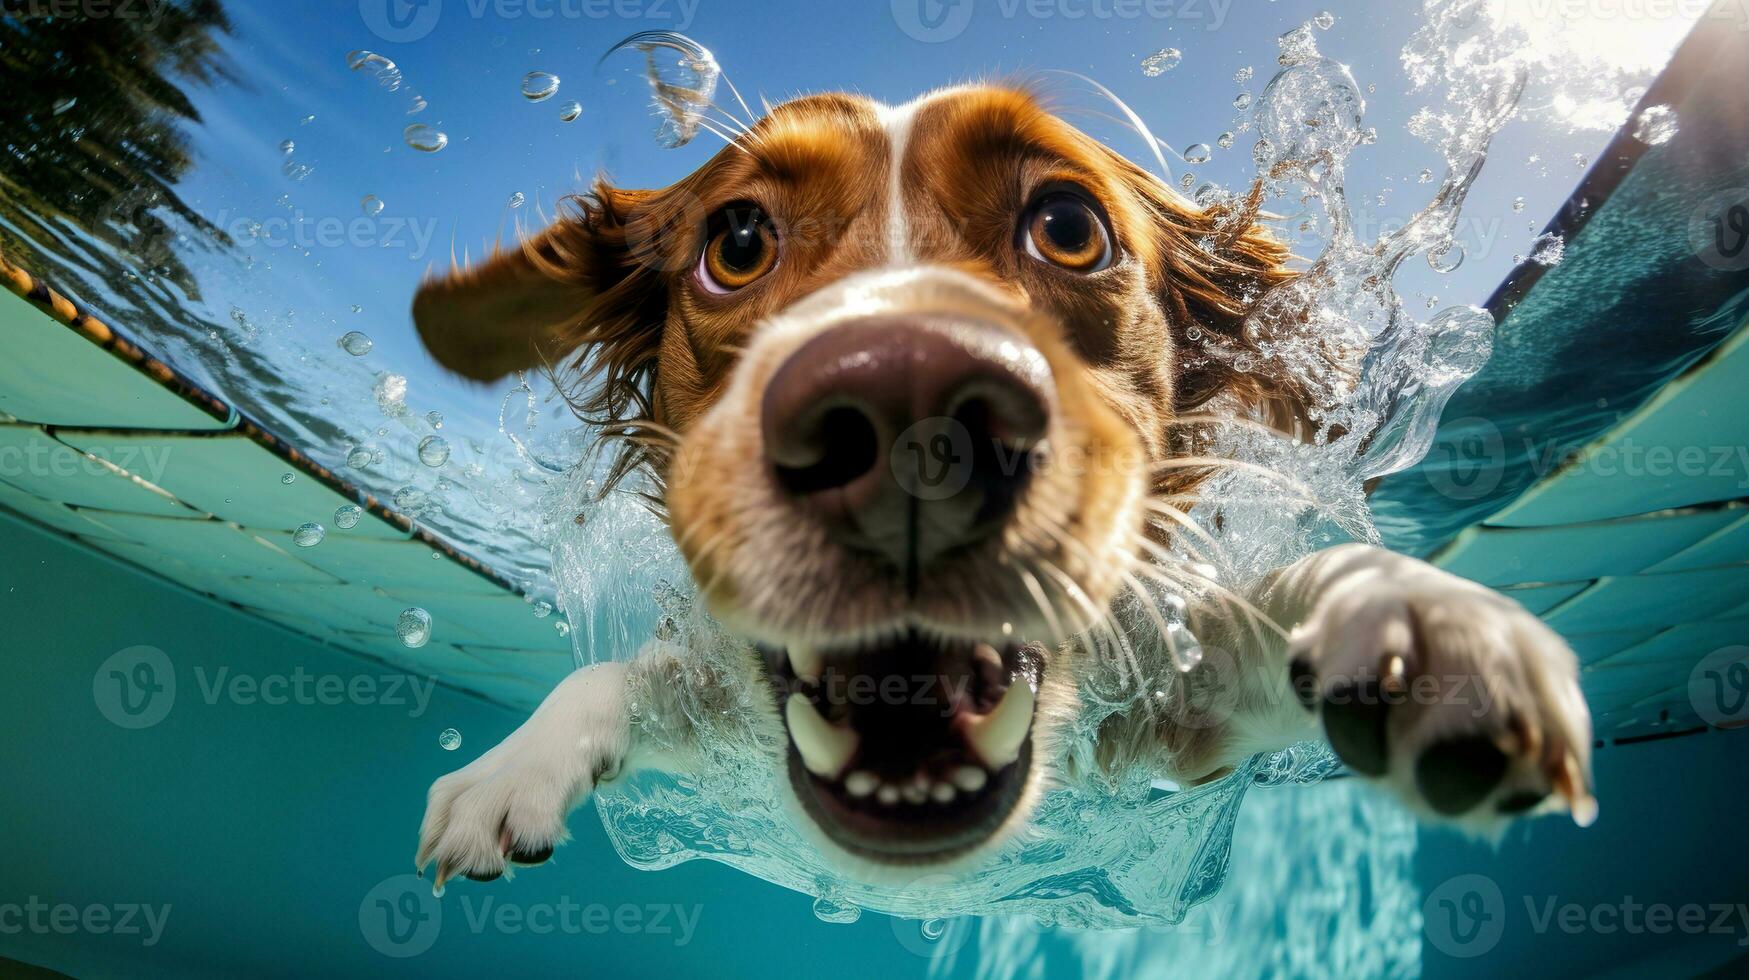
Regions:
[[410, 85, 1595, 889]]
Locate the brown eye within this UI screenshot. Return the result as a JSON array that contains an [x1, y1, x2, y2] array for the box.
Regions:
[[699, 205, 778, 293], [1021, 191, 1112, 272]]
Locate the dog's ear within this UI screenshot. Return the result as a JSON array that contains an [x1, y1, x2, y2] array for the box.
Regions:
[[1118, 160, 1346, 438], [411, 182, 666, 384]]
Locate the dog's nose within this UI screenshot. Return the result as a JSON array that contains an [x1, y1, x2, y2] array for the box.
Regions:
[[761, 316, 1051, 574]]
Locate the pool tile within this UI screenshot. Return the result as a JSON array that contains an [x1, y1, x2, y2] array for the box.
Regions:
[[0, 288, 231, 430], [0, 425, 197, 516], [1435, 506, 1743, 586], [57, 431, 406, 540], [1543, 565, 1749, 634]]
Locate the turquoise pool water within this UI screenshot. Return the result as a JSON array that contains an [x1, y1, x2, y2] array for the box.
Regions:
[[4, 1, 1749, 977]]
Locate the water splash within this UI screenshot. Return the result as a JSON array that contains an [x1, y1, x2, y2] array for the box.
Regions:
[[603, 31, 725, 148]]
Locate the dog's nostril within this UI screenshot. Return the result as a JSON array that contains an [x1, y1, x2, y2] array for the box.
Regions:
[[774, 405, 881, 495]]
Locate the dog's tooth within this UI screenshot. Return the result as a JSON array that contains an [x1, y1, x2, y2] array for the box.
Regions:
[[930, 782, 956, 804], [901, 783, 929, 805], [950, 765, 988, 793], [877, 785, 900, 806], [966, 680, 1035, 769], [785, 693, 857, 778], [845, 770, 879, 798], [788, 643, 823, 682]]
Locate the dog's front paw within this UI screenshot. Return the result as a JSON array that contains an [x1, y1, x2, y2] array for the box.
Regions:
[[414, 664, 630, 889], [1288, 565, 1596, 827]]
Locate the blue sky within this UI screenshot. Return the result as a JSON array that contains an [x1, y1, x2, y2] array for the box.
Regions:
[[143, 0, 1699, 570]]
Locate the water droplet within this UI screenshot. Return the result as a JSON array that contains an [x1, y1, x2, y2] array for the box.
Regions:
[[279, 139, 295, 155], [1417, 169, 1434, 183], [347, 50, 402, 90], [362, 195, 385, 216], [334, 504, 363, 529], [339, 330, 374, 356], [1216, 131, 1236, 149], [811, 895, 861, 924], [1234, 66, 1254, 83], [1251, 137, 1275, 166], [605, 31, 721, 148], [522, 72, 560, 102], [530, 600, 552, 619], [392, 486, 429, 514], [1233, 92, 1254, 110], [1313, 10, 1336, 29], [1427, 242, 1466, 273], [397, 607, 432, 649], [1573, 152, 1590, 169], [374, 372, 409, 417], [1632, 104, 1678, 146], [403, 124, 448, 153], [293, 522, 325, 547], [280, 472, 297, 485], [1528, 232, 1565, 266], [1511, 196, 1526, 213], [555, 620, 571, 637], [418, 435, 451, 467], [426, 411, 444, 429], [346, 446, 373, 469], [408, 96, 428, 114], [921, 918, 948, 940], [1180, 172, 1196, 190], [507, 191, 525, 209], [438, 728, 462, 751], [299, 114, 316, 125], [1140, 48, 1182, 77], [558, 100, 583, 123], [1182, 143, 1212, 164]]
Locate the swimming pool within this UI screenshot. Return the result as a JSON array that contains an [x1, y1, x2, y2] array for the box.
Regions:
[[2, 1, 1747, 977]]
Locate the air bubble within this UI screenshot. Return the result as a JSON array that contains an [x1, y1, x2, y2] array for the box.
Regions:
[[1528, 232, 1565, 266], [1233, 92, 1253, 110], [397, 607, 432, 649], [279, 139, 294, 155], [334, 504, 363, 529], [1140, 48, 1182, 77], [812, 895, 861, 924], [418, 435, 451, 467], [920, 918, 948, 940], [606, 31, 721, 148], [559, 100, 583, 122], [362, 195, 385, 216], [439, 728, 462, 751], [403, 124, 448, 153], [392, 486, 429, 514], [507, 191, 525, 209], [1216, 132, 1236, 149], [555, 620, 571, 637], [530, 600, 553, 619], [280, 472, 296, 485], [1511, 196, 1525, 213], [346, 446, 373, 469], [1234, 66, 1253, 82], [1632, 104, 1678, 146], [1417, 169, 1433, 183], [339, 329, 374, 356], [426, 411, 444, 429], [1427, 243, 1465, 273], [1183, 143, 1212, 164], [521, 71, 560, 102], [293, 522, 325, 547], [1313, 10, 1335, 29]]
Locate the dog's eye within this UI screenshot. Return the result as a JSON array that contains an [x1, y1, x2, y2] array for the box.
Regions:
[[1020, 191, 1112, 273], [698, 206, 778, 293]]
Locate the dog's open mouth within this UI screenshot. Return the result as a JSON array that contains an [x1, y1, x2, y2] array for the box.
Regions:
[[765, 632, 1042, 863]]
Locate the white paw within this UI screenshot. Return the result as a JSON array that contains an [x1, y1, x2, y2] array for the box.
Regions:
[[415, 663, 630, 889], [1288, 564, 1596, 828]]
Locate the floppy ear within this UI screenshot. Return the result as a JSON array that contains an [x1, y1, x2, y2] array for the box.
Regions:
[[1126, 166, 1349, 439], [411, 183, 665, 385]]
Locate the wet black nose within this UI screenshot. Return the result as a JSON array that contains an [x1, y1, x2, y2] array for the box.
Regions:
[[760, 316, 1052, 576]]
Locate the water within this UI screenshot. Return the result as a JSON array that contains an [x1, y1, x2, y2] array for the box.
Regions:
[[0, 0, 1696, 969]]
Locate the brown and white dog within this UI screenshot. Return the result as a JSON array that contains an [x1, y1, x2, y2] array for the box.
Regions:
[[411, 85, 1595, 888]]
